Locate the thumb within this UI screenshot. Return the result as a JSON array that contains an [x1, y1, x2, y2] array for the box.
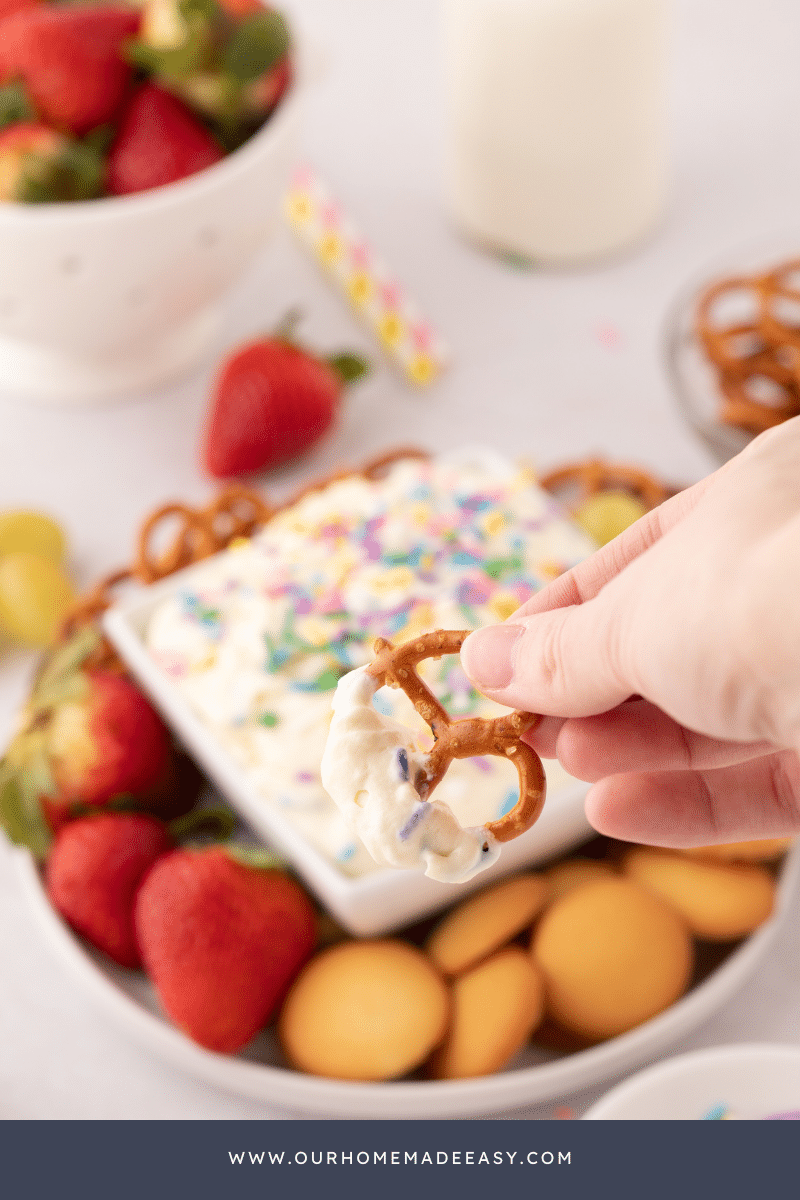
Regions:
[[460, 601, 634, 717]]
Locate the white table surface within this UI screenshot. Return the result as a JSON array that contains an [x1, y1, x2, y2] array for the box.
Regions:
[[1, 0, 799, 1121]]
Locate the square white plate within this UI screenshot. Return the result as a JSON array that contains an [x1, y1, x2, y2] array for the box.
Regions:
[[102, 449, 593, 935]]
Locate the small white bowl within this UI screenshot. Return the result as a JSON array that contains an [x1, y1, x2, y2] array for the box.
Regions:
[[585, 1043, 800, 1120], [0, 78, 303, 404]]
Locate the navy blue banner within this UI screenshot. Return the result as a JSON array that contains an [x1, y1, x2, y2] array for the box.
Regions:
[[0, 1119, 794, 1200]]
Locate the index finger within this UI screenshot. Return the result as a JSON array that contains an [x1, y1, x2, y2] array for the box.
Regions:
[[517, 467, 720, 619]]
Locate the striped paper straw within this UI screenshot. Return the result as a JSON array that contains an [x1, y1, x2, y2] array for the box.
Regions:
[[285, 166, 449, 387]]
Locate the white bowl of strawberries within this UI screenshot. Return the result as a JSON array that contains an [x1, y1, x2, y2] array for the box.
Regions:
[[0, 0, 302, 403]]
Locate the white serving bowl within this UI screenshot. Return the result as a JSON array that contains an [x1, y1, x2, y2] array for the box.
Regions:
[[584, 1043, 800, 1120], [0, 79, 303, 404], [12, 840, 800, 1118]]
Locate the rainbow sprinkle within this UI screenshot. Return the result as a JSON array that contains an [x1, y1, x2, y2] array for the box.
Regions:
[[146, 456, 595, 876]]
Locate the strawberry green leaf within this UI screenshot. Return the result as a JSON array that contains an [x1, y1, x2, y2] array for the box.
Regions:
[[271, 306, 303, 343], [18, 736, 56, 806], [126, 0, 221, 83], [0, 81, 35, 131], [169, 804, 236, 843], [181, 0, 219, 23], [82, 124, 117, 155], [68, 793, 139, 818], [172, 72, 243, 123], [222, 10, 290, 83], [31, 626, 99, 713], [19, 139, 106, 203], [206, 109, 255, 152], [224, 843, 286, 871], [27, 673, 86, 715], [267, 312, 369, 387], [127, 37, 205, 83], [325, 352, 370, 387], [0, 762, 52, 860]]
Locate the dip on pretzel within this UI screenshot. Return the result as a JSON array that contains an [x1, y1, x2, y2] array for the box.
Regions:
[[320, 630, 545, 883]]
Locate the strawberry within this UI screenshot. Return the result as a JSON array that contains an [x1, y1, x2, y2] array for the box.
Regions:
[[128, 0, 291, 147], [0, 120, 61, 200], [0, 0, 39, 23], [46, 812, 174, 967], [243, 53, 290, 117], [135, 846, 316, 1051], [219, 5, 290, 118], [202, 320, 369, 478], [45, 669, 172, 809], [107, 82, 224, 195], [0, 4, 141, 136], [0, 120, 105, 202], [216, 0, 263, 18], [0, 627, 181, 857], [169, 52, 290, 134]]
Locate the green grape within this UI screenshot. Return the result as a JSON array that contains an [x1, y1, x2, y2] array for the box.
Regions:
[[573, 490, 648, 547], [0, 510, 67, 563], [0, 552, 75, 647]]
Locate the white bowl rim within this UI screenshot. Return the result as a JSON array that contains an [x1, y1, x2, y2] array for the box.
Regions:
[[12, 840, 800, 1118], [583, 1042, 800, 1119]]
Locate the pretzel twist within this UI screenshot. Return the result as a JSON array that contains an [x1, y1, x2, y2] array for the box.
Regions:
[[59, 448, 432, 648], [696, 277, 766, 372], [718, 378, 798, 433], [58, 569, 133, 671], [757, 260, 800, 352], [366, 630, 545, 844], [694, 262, 800, 435], [539, 458, 671, 511]]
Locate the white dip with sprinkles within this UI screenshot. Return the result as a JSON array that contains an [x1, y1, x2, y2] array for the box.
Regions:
[[145, 455, 595, 877], [321, 665, 502, 883]]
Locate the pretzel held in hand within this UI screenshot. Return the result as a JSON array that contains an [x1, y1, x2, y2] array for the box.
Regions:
[[321, 629, 547, 881], [366, 630, 546, 844]]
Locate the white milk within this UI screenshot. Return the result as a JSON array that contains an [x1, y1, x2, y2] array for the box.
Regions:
[[442, 0, 671, 264]]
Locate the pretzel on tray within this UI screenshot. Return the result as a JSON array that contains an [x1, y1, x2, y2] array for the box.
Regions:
[[60, 448, 431, 643], [134, 451, 430, 585], [366, 630, 545, 844], [539, 458, 672, 511]]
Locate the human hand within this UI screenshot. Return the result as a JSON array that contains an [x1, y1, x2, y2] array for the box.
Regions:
[[461, 419, 800, 847]]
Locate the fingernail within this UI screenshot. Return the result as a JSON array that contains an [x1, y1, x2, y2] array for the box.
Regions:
[[461, 625, 523, 689]]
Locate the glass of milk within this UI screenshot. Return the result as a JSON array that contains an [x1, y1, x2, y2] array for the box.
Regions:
[[442, 0, 671, 264]]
